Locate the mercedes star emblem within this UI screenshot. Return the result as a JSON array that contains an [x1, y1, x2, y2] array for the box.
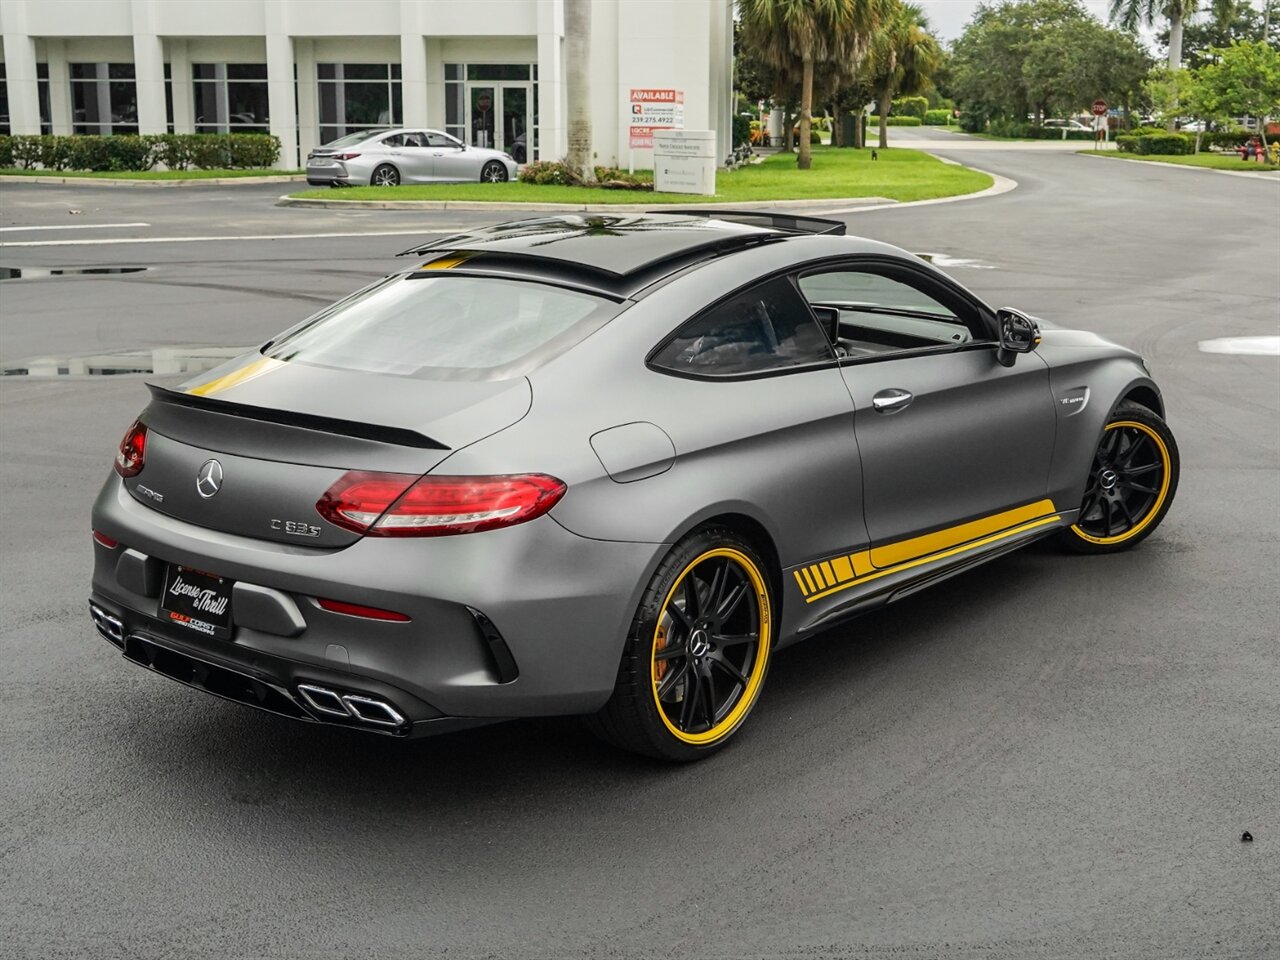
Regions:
[[196, 459, 223, 499]]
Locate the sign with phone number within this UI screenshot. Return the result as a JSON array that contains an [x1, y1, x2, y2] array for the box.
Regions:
[[629, 89, 685, 149]]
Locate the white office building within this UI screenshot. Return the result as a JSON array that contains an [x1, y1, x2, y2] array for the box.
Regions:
[[0, 0, 733, 167]]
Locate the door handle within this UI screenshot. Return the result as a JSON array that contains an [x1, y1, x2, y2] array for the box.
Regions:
[[872, 388, 914, 413]]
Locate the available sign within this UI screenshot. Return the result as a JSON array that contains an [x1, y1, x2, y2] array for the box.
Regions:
[[629, 88, 685, 149]]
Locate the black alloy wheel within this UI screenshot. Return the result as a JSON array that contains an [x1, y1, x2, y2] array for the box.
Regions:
[[481, 161, 509, 183], [588, 527, 773, 761], [1062, 401, 1179, 553]]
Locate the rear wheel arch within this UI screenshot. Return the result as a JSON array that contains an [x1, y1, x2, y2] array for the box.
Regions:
[[685, 512, 784, 633]]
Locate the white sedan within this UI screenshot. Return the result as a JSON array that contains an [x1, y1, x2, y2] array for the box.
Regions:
[[306, 128, 519, 187]]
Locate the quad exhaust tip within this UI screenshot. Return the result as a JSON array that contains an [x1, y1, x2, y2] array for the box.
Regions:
[[89, 603, 125, 644], [296, 683, 407, 728]]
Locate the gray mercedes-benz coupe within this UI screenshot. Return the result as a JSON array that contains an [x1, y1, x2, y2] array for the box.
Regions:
[[89, 212, 1179, 760]]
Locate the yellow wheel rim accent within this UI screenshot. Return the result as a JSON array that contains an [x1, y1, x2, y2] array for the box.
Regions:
[[650, 547, 771, 746], [1070, 420, 1172, 545]]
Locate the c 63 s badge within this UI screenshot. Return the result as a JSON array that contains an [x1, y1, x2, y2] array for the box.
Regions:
[[271, 519, 321, 538]]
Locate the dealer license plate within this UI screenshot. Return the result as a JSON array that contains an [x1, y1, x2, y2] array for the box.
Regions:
[[160, 565, 233, 638]]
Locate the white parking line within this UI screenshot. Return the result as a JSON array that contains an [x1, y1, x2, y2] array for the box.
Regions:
[[1198, 336, 1280, 356], [0, 229, 451, 248], [0, 222, 151, 232]]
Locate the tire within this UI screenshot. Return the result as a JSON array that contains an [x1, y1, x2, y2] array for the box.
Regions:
[[481, 160, 509, 183], [371, 163, 400, 187], [1058, 401, 1179, 554], [587, 527, 774, 761]]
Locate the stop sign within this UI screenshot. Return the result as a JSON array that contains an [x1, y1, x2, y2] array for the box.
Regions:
[[1092, 99, 1108, 117]]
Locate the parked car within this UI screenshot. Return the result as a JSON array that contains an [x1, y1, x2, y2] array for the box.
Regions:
[[1042, 119, 1092, 131], [89, 212, 1179, 761], [306, 127, 518, 186]]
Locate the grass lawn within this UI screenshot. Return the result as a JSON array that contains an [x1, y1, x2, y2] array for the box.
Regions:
[[288, 146, 992, 204], [0, 167, 302, 179], [1084, 151, 1279, 172]]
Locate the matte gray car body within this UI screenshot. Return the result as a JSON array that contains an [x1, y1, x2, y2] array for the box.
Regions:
[[89, 214, 1168, 741]]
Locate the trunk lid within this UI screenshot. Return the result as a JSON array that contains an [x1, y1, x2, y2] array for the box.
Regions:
[[127, 353, 531, 547]]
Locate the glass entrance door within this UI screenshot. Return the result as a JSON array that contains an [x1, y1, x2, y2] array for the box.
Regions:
[[466, 83, 531, 160]]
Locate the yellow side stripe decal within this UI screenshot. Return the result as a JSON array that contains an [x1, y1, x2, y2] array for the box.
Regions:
[[792, 501, 1060, 603], [869, 498, 1057, 568]]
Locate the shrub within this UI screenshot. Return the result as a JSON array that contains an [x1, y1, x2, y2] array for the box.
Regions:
[[0, 135, 11, 167], [593, 166, 653, 190], [518, 160, 574, 185], [924, 109, 952, 125], [732, 113, 752, 147], [0, 133, 280, 171], [867, 115, 923, 126], [892, 96, 929, 119], [1115, 133, 1194, 155]]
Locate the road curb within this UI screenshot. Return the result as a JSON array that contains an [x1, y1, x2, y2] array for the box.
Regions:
[[0, 174, 308, 187], [272, 195, 900, 212], [1076, 152, 1280, 181]]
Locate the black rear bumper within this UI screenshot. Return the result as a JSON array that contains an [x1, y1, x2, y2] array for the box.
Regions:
[[89, 597, 497, 739]]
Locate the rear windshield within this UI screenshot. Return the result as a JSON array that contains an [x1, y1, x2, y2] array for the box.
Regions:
[[320, 130, 386, 148], [265, 274, 619, 380]]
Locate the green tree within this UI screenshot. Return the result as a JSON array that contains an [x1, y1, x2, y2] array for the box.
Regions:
[[1191, 40, 1280, 144], [1022, 18, 1152, 121], [950, 0, 1093, 126], [1143, 66, 1199, 126], [738, 0, 887, 169], [866, 1, 943, 148]]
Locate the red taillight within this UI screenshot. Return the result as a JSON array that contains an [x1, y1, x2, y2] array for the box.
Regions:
[[92, 530, 119, 549], [114, 420, 147, 477], [316, 472, 566, 537], [317, 598, 411, 622], [333, 152, 361, 160]]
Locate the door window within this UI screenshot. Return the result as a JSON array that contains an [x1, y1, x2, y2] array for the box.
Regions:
[[650, 277, 834, 378], [425, 132, 456, 148], [798, 267, 986, 359]]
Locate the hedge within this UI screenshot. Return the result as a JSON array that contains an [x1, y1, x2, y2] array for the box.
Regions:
[[891, 96, 929, 119], [924, 109, 953, 125], [1116, 133, 1194, 155], [867, 115, 923, 126], [0, 133, 280, 171]]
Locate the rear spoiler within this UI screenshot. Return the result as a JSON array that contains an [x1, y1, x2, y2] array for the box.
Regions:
[[146, 383, 449, 450]]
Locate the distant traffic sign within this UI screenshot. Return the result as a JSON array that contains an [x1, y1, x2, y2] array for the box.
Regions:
[[1092, 99, 1108, 117]]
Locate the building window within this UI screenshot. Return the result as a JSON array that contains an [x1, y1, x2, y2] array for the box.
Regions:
[[317, 63, 400, 143], [444, 63, 538, 161], [193, 63, 269, 133], [0, 64, 8, 135], [37, 62, 52, 134], [70, 63, 138, 135]]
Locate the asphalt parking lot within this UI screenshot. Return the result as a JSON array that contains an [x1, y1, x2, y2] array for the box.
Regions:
[[1, 135, 1277, 959]]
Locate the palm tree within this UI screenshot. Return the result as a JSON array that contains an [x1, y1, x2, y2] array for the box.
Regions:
[[565, 0, 595, 182], [739, 0, 886, 169], [867, 1, 941, 149], [1110, 0, 1237, 71]]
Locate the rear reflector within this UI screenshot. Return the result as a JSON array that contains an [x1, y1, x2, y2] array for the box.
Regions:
[[316, 598, 411, 622], [316, 472, 566, 537], [93, 530, 120, 549], [114, 420, 147, 478]]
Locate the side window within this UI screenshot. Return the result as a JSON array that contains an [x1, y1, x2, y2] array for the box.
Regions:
[[400, 132, 426, 147], [798, 268, 984, 359], [380, 134, 403, 147], [425, 133, 455, 148], [651, 276, 834, 377]]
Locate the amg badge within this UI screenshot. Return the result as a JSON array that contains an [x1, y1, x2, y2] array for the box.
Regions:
[[271, 519, 321, 538]]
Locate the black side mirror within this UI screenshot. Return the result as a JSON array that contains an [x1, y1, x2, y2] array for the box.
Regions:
[[996, 308, 1041, 367]]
